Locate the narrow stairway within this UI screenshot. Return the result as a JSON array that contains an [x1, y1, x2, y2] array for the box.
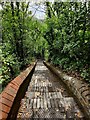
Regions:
[[17, 61, 84, 119]]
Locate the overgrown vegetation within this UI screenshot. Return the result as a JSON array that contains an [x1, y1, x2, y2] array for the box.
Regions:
[[0, 1, 90, 92], [44, 2, 90, 83], [0, 2, 48, 92]]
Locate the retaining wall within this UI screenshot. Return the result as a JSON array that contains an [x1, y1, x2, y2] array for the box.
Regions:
[[44, 61, 90, 119], [0, 62, 36, 120]]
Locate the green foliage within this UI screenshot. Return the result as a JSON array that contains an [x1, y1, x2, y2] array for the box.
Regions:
[[45, 2, 90, 83], [0, 2, 48, 92], [0, 44, 20, 92], [0, 1, 90, 93]]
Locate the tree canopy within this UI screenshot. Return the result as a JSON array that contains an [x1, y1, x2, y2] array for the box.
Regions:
[[0, 1, 90, 92]]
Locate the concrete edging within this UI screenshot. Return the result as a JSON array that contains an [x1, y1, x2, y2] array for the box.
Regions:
[[44, 61, 90, 119], [0, 62, 36, 120]]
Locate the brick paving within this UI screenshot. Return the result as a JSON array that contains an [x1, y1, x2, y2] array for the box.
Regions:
[[17, 61, 84, 119]]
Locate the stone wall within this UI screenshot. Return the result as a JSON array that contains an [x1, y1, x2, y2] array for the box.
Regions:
[[44, 61, 90, 119]]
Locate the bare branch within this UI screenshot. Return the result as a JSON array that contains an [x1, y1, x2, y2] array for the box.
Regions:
[[29, 5, 40, 20], [29, 5, 46, 13]]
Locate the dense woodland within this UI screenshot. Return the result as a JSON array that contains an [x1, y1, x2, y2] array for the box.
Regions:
[[0, 2, 90, 92]]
